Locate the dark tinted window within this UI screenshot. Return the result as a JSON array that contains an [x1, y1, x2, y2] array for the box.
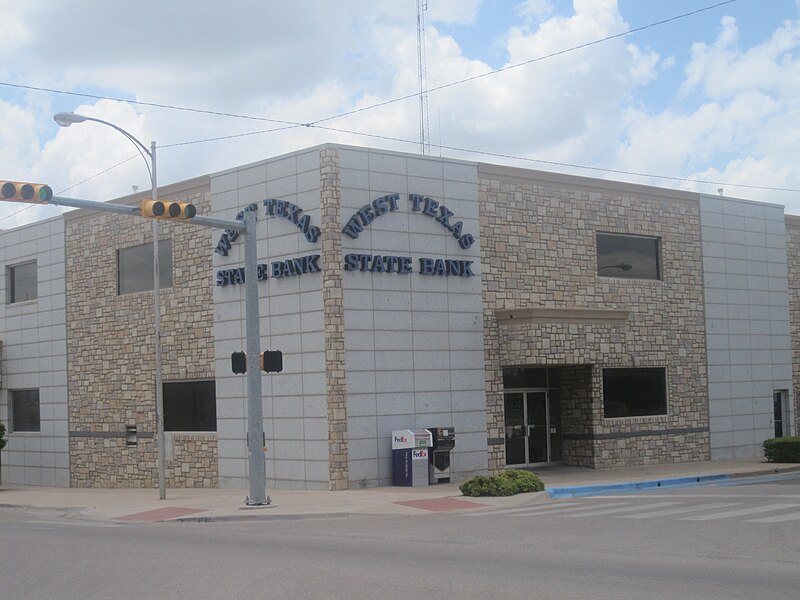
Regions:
[[503, 368, 561, 389], [8, 261, 37, 303], [603, 368, 667, 418], [12, 389, 40, 432], [118, 240, 172, 295], [597, 233, 660, 279], [164, 380, 216, 431]]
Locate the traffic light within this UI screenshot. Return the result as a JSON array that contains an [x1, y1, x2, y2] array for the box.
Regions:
[[261, 350, 283, 373], [0, 181, 53, 203], [231, 350, 283, 374], [140, 199, 196, 220], [231, 351, 247, 374]]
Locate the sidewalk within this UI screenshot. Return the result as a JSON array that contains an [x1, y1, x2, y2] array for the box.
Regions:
[[1, 458, 797, 523]]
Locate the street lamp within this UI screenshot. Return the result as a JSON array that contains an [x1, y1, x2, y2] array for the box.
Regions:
[[54, 111, 167, 500]]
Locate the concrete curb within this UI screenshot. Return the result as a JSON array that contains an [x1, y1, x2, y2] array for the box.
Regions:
[[728, 465, 800, 478], [174, 512, 356, 523], [546, 474, 731, 499]]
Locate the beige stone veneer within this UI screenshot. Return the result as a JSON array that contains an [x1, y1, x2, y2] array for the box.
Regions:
[[65, 177, 217, 487], [479, 165, 710, 470]]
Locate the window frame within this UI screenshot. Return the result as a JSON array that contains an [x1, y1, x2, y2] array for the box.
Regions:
[[7, 260, 38, 304], [602, 367, 668, 419], [163, 380, 217, 432], [596, 232, 661, 280], [11, 389, 41, 432], [117, 239, 173, 295]]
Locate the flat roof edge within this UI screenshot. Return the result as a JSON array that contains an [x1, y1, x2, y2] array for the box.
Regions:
[[478, 162, 699, 203]]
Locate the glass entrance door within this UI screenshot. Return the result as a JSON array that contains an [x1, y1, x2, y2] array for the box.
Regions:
[[504, 390, 562, 466], [527, 392, 548, 463], [504, 393, 526, 465]]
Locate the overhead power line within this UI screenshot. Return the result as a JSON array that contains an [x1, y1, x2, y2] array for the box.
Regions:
[[3, 0, 781, 226], [0, 0, 739, 130], [308, 123, 800, 194]]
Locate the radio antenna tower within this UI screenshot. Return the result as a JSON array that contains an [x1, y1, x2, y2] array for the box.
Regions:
[[416, 0, 431, 155]]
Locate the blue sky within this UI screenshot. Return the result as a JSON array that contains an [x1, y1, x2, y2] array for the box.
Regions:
[[1, 0, 799, 227]]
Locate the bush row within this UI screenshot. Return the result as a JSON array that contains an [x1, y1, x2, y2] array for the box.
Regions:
[[459, 469, 544, 497], [763, 436, 800, 463]]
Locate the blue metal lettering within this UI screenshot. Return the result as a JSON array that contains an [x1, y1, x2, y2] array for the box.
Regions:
[[418, 257, 434, 275], [422, 196, 439, 217]]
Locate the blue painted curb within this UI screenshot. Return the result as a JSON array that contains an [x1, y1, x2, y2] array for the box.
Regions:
[[546, 473, 731, 498]]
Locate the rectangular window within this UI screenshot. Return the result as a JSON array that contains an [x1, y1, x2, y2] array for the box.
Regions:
[[603, 368, 667, 418], [7, 261, 37, 303], [11, 389, 40, 432], [596, 233, 660, 280], [164, 380, 217, 432], [773, 390, 788, 438], [118, 240, 172, 295]]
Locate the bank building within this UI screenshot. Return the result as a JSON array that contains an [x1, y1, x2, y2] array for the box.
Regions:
[[1, 143, 797, 489]]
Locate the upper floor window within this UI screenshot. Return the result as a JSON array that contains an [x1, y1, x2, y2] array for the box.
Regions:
[[118, 240, 172, 295], [11, 389, 40, 432], [7, 261, 37, 303], [596, 233, 660, 280]]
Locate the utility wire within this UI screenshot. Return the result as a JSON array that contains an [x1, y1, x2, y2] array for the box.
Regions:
[[3, 0, 779, 224], [309, 0, 740, 125], [310, 123, 800, 193], [0, 0, 739, 130], [0, 82, 303, 127]]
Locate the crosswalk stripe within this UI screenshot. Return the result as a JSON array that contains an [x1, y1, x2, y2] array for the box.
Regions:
[[562, 501, 680, 517], [458, 502, 621, 518], [681, 503, 800, 521], [617, 502, 742, 519], [745, 511, 800, 523], [499, 502, 624, 516], [458, 502, 582, 517]]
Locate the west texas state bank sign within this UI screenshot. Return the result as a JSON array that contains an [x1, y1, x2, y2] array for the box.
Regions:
[[214, 193, 476, 287]]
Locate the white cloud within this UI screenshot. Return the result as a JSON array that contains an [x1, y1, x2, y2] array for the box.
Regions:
[[1, 0, 799, 227], [616, 14, 800, 211], [517, 0, 554, 24]]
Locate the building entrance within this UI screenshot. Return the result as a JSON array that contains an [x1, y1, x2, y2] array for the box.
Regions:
[[504, 389, 562, 466]]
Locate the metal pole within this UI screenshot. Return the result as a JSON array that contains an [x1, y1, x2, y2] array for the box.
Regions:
[[151, 141, 166, 501], [244, 209, 268, 505]]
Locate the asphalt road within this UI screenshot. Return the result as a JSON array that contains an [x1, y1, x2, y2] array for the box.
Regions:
[[1, 473, 798, 600]]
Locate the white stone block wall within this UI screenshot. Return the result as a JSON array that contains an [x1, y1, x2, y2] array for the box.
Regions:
[[700, 195, 793, 459], [212, 149, 328, 490], [0, 217, 68, 486], [339, 147, 486, 486]]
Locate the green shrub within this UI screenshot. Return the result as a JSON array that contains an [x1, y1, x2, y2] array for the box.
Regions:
[[764, 436, 800, 463], [459, 469, 544, 497], [0, 420, 6, 452]]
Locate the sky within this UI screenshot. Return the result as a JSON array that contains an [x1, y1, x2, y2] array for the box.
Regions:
[[1, 0, 799, 229]]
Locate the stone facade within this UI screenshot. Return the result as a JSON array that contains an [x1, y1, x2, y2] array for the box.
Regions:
[[479, 165, 710, 469], [8, 144, 798, 490], [65, 177, 217, 487], [320, 147, 349, 490]]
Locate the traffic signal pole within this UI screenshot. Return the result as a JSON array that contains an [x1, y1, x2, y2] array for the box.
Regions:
[[24, 193, 269, 505], [243, 209, 268, 505]]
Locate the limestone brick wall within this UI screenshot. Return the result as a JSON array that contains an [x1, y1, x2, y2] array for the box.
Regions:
[[480, 167, 710, 469], [786, 218, 800, 436], [167, 434, 218, 487], [320, 148, 349, 490], [66, 181, 217, 487]]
